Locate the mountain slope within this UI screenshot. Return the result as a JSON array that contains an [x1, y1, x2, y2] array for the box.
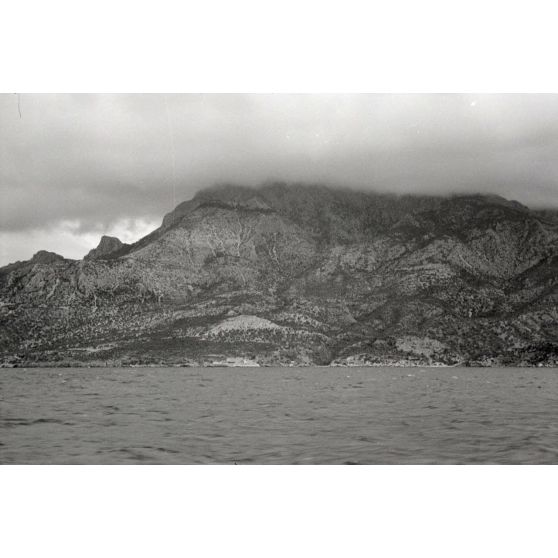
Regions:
[[2, 183, 558, 367]]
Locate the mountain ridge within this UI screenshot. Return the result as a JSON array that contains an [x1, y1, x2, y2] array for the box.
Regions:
[[2, 183, 558, 367]]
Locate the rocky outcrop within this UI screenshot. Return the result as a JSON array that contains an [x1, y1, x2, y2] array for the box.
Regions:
[[31, 250, 65, 264], [1, 183, 558, 367], [85, 236, 127, 260]]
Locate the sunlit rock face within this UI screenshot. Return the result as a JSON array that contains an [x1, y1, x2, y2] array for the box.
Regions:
[[2, 183, 558, 367]]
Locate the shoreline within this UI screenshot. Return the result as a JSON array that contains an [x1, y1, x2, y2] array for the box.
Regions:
[[2, 362, 557, 369]]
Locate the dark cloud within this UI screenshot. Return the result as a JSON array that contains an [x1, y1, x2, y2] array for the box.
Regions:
[[1, 93, 558, 261]]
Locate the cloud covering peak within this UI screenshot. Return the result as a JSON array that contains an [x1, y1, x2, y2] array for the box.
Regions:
[[2, 93, 558, 264]]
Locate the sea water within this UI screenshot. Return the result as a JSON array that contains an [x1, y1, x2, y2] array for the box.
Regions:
[[1, 366, 557, 464]]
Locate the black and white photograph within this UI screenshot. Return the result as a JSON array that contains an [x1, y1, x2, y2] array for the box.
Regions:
[[3, 92, 558, 465], [1, 1, 557, 557]]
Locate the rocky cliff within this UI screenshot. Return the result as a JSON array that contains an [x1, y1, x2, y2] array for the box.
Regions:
[[85, 235, 128, 260], [2, 183, 558, 367]]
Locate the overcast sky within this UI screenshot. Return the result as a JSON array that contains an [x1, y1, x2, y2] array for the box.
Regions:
[[1, 93, 558, 265]]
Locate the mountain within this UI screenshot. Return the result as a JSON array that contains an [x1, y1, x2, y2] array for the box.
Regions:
[[2, 182, 558, 367]]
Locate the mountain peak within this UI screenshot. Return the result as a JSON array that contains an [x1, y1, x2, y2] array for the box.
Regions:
[[85, 235, 126, 260], [31, 250, 65, 264]]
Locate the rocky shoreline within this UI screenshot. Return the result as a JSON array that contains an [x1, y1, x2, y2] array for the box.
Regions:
[[2, 357, 557, 369]]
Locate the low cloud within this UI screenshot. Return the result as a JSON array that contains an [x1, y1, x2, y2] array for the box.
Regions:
[[2, 93, 558, 264]]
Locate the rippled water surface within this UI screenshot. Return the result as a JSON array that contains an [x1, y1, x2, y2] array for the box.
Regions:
[[1, 366, 558, 464]]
